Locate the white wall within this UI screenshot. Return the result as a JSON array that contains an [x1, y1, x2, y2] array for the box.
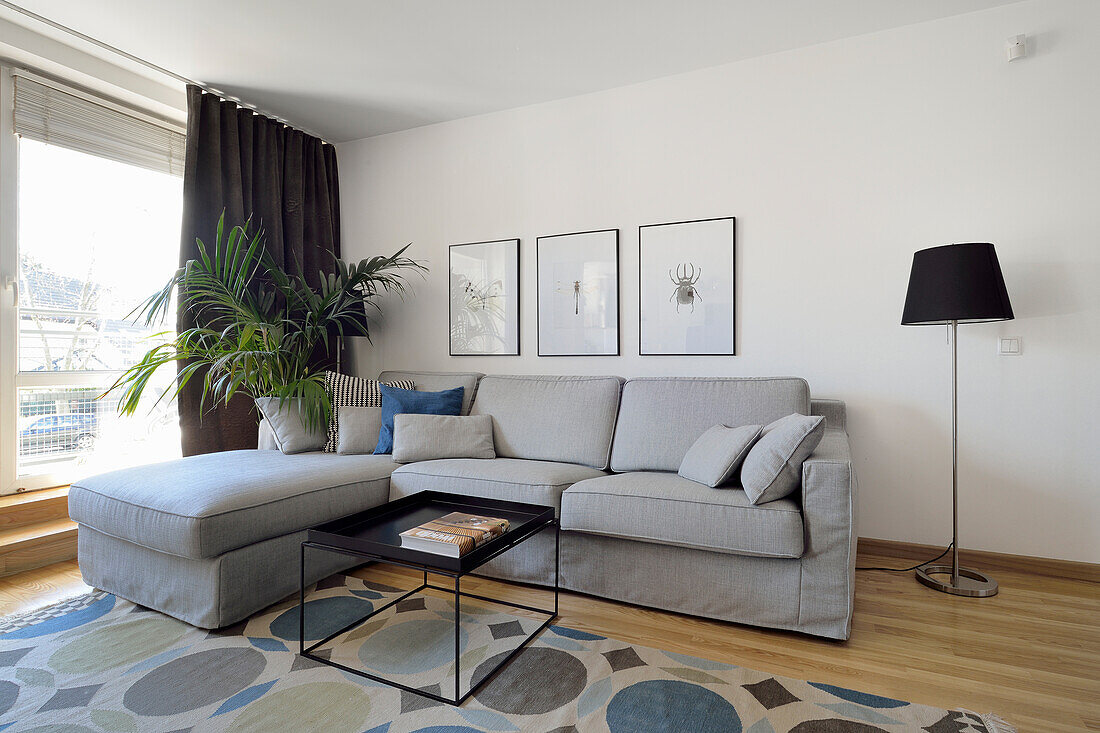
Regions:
[[338, 0, 1100, 564]]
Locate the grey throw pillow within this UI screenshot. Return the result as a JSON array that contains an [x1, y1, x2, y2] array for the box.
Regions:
[[257, 418, 278, 450], [336, 406, 383, 455], [678, 424, 763, 488], [254, 397, 326, 454], [391, 414, 496, 464], [741, 414, 826, 504]]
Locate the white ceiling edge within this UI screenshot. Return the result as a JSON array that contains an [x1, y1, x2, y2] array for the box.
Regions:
[[339, 0, 1032, 145], [0, 14, 185, 125], [0, 14, 187, 129], [4, 0, 1028, 143], [0, 8, 325, 139], [291, 0, 1032, 143]]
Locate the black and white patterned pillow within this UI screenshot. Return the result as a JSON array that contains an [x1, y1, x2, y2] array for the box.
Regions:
[[323, 372, 415, 452]]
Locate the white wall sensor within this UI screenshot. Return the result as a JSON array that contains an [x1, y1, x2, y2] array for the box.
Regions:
[[1006, 34, 1026, 61]]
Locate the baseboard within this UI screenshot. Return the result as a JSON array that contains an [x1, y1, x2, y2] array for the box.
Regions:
[[857, 537, 1099, 584]]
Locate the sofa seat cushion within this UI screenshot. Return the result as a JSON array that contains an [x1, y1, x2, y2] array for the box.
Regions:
[[560, 472, 804, 558], [390, 458, 606, 513], [69, 449, 396, 560]]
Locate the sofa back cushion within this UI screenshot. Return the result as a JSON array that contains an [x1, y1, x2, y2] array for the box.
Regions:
[[610, 377, 811, 472], [470, 375, 623, 469], [378, 370, 483, 415]]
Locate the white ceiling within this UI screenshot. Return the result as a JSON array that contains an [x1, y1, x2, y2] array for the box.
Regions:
[[6, 0, 1019, 143]]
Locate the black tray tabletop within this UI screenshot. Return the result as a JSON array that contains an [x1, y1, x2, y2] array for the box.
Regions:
[[306, 490, 555, 574]]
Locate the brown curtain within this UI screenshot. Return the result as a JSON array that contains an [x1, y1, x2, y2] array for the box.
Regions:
[[177, 85, 341, 456]]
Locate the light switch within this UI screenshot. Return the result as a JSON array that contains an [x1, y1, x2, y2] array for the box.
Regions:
[[998, 337, 1021, 355]]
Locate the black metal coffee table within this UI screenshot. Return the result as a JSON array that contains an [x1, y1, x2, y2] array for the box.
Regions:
[[299, 490, 558, 705]]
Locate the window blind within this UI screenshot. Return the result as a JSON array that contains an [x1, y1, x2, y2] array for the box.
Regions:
[[13, 74, 185, 177]]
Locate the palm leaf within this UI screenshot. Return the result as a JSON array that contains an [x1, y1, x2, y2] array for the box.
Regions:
[[105, 211, 425, 429]]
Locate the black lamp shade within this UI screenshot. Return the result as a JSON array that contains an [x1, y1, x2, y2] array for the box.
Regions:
[[902, 243, 1014, 325]]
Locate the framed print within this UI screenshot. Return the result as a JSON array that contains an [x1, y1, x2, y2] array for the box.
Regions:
[[449, 239, 520, 355], [536, 229, 619, 356], [639, 217, 735, 355]]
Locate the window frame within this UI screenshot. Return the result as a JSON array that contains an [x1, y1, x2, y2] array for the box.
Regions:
[[0, 65, 184, 493], [1, 67, 21, 494]]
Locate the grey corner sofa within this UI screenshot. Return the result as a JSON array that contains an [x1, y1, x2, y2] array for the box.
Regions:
[[68, 370, 858, 640]]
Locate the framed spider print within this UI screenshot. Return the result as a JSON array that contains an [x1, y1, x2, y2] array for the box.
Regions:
[[639, 217, 735, 355], [536, 229, 619, 356], [449, 239, 520, 355]]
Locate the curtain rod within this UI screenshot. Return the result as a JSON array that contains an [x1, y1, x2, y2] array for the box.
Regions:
[[0, 0, 331, 143]]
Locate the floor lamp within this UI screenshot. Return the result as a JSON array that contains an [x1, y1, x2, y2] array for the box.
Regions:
[[901, 243, 1014, 597]]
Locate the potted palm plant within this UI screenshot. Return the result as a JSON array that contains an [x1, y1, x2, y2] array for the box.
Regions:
[[106, 214, 425, 430]]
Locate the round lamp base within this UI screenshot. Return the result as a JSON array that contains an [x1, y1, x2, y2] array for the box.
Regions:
[[915, 565, 998, 597]]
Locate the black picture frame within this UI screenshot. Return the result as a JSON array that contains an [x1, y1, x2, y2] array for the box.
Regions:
[[535, 229, 620, 357], [448, 238, 520, 356], [638, 217, 736, 356]]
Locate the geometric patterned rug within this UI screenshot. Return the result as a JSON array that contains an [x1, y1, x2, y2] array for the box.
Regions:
[[0, 573, 1013, 732]]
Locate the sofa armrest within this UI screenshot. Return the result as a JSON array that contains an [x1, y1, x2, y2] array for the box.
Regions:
[[810, 398, 846, 431], [797, 428, 858, 639]]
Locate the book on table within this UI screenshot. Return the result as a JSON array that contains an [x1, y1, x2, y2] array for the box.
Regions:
[[399, 512, 511, 557]]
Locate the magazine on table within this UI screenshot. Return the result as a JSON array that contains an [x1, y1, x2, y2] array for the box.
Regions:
[[399, 512, 510, 557]]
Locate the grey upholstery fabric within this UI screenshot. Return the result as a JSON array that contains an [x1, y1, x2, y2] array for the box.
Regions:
[[561, 472, 803, 558], [742, 414, 826, 504], [610, 378, 811, 472], [392, 414, 495, 463], [677, 424, 762, 487], [811, 399, 847, 430], [336, 406, 383, 455], [390, 457, 605, 586], [69, 450, 395, 559], [390, 457, 604, 513], [475, 531, 560, 587], [562, 426, 857, 641], [257, 418, 277, 450], [378, 370, 483, 415], [562, 532, 804, 636], [797, 428, 858, 639], [78, 526, 359, 629], [254, 397, 326, 454], [74, 369, 856, 639], [470, 375, 623, 469]]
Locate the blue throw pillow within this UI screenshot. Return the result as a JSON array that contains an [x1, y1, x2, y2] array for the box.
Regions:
[[374, 384, 465, 454]]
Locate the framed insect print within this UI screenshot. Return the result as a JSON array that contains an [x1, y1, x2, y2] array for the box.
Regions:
[[449, 239, 520, 355], [536, 229, 619, 356], [639, 217, 735, 355]]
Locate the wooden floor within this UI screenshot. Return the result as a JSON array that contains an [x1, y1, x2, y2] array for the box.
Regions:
[[1, 553, 1096, 732]]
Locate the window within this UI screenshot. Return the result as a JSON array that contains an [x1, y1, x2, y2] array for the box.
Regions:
[[1, 69, 185, 492]]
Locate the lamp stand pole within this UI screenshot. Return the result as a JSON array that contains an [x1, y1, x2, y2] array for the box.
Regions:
[[915, 319, 999, 597]]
